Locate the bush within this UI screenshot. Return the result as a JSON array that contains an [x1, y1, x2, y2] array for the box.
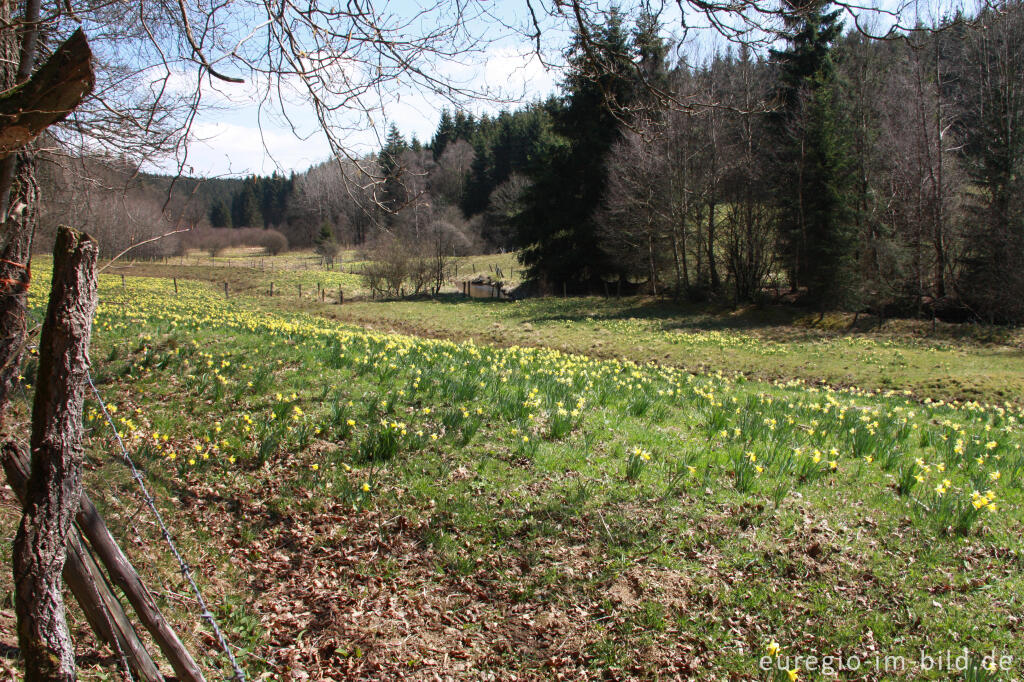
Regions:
[[360, 236, 409, 297], [180, 227, 288, 256], [257, 229, 289, 255]]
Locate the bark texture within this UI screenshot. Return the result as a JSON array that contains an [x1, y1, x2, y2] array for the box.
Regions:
[[0, 12, 93, 426], [0, 28, 94, 157], [0, 152, 38, 424], [2, 441, 165, 682], [12, 226, 98, 680]]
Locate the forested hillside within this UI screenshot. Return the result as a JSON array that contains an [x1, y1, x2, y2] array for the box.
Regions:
[[37, 0, 1024, 321]]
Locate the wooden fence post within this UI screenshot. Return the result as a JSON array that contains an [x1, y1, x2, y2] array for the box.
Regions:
[[224, 281, 228, 298], [173, 277, 178, 295], [12, 226, 98, 679], [339, 287, 343, 304], [270, 281, 274, 297]]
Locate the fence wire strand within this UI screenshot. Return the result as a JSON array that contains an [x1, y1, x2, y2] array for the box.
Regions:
[[87, 370, 247, 682]]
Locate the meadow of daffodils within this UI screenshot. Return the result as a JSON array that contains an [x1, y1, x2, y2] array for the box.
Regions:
[[20, 268, 1024, 678], [54, 273, 1016, 533]]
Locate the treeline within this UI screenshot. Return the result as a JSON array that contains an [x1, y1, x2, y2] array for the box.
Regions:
[[204, 106, 560, 257], [206, 174, 292, 231], [350, 0, 1024, 321], [487, 1, 1024, 322]]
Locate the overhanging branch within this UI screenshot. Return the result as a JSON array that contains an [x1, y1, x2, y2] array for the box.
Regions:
[[0, 28, 95, 157]]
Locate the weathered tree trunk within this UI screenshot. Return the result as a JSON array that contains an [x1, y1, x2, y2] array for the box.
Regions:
[[0, 0, 36, 421], [0, 154, 38, 424], [13, 226, 99, 680], [0, 10, 93, 426], [0, 0, 41, 225]]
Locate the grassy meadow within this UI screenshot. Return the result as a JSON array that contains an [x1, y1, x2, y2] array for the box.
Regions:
[[1, 254, 1022, 680]]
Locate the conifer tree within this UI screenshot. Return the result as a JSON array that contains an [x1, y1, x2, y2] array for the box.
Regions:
[[515, 8, 637, 290], [431, 109, 457, 159], [770, 0, 856, 307], [379, 124, 409, 217], [209, 200, 231, 228]]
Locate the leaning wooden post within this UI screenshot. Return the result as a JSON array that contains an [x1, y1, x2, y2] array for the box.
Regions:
[[173, 277, 178, 295], [76, 490, 207, 681], [12, 226, 98, 680]]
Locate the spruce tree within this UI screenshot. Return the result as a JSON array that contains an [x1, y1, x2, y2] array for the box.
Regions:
[[431, 109, 456, 159], [514, 8, 637, 290], [209, 200, 231, 228], [770, 0, 857, 307], [231, 180, 263, 228], [379, 124, 409, 217]]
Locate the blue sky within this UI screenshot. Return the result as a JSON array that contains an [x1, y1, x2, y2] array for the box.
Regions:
[[157, 1, 572, 178], [153, 0, 943, 179]]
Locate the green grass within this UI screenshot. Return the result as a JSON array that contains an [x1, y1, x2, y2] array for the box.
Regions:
[[120, 248, 525, 297], [2, 264, 1022, 679], [307, 295, 1024, 406]]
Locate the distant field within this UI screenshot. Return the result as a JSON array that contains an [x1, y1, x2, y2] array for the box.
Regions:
[[4, 255, 1022, 679], [109, 248, 524, 299]]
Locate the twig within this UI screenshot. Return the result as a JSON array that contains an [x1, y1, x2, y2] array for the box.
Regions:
[[98, 228, 193, 273]]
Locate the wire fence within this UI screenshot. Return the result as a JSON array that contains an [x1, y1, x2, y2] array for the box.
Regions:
[[87, 370, 247, 682]]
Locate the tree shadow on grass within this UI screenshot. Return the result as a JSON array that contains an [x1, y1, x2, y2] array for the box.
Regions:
[[425, 294, 825, 337], [420, 294, 1024, 349]]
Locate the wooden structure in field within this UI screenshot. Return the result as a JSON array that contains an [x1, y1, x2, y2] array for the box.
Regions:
[[461, 276, 507, 299]]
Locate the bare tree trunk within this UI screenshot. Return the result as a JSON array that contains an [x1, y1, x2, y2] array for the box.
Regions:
[[647, 232, 657, 296], [3, 442, 166, 682], [0, 154, 38, 424], [0, 0, 41, 222], [931, 37, 946, 300], [0, 8, 93, 428], [670, 224, 682, 301], [707, 197, 719, 292], [13, 226, 99, 680], [0, 28, 94, 157]]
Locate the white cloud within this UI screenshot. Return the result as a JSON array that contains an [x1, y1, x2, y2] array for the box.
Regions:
[[149, 42, 563, 177], [482, 46, 560, 102], [174, 121, 331, 177]]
